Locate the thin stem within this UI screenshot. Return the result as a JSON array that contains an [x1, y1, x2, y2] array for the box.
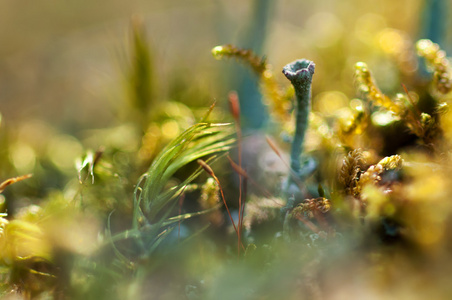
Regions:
[[197, 160, 241, 239], [228, 91, 244, 257]]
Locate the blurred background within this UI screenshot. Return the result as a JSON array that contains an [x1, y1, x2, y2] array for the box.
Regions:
[[3, 1, 452, 298], [1, 0, 442, 125]]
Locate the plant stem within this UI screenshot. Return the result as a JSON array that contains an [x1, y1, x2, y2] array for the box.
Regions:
[[282, 59, 315, 177]]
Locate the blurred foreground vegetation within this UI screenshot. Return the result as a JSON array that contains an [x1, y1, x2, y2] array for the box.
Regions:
[[2, 0, 452, 299]]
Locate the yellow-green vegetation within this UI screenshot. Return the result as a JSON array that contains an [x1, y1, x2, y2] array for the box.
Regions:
[[3, 9, 452, 300]]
